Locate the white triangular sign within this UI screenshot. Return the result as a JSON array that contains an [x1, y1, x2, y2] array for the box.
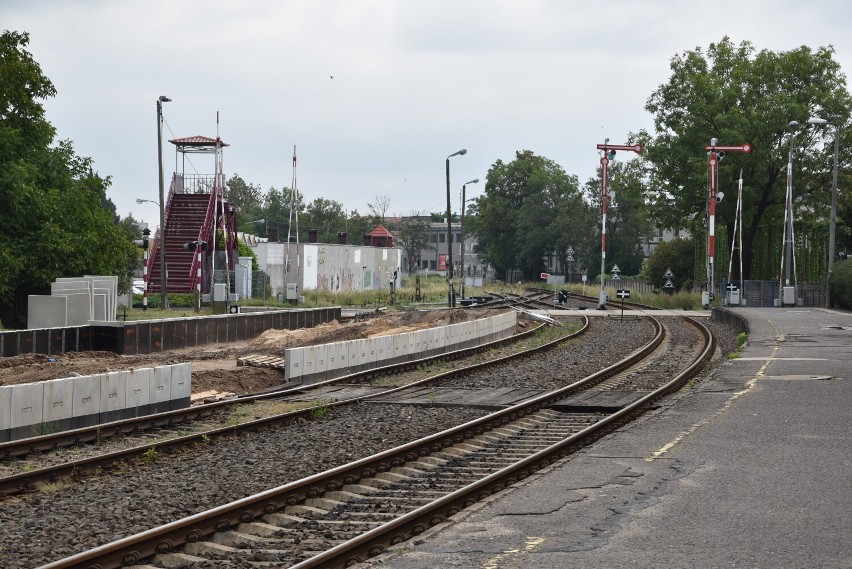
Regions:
[[664, 279, 674, 288], [664, 268, 674, 278], [611, 264, 620, 273]]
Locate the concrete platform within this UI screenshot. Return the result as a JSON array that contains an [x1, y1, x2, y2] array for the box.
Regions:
[[368, 307, 851, 568]]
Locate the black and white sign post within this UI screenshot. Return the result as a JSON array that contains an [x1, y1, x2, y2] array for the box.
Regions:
[[616, 289, 630, 321]]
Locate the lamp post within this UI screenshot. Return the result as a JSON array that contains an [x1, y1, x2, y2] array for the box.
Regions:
[[807, 117, 840, 308], [781, 121, 798, 305], [459, 178, 479, 300], [446, 148, 467, 307], [157, 95, 171, 309], [248, 218, 266, 236]]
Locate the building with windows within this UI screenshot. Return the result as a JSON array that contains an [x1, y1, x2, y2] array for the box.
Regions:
[[408, 220, 490, 282]]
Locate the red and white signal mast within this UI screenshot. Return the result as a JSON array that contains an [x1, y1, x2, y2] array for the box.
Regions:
[[703, 140, 752, 308], [595, 141, 643, 308]]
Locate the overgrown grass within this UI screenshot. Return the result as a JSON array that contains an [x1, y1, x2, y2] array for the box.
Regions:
[[554, 283, 704, 310], [727, 332, 748, 359]]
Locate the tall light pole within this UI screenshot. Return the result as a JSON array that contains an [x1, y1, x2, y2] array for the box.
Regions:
[[460, 178, 479, 300], [446, 148, 467, 307], [157, 95, 171, 309], [248, 218, 266, 236], [781, 120, 798, 305], [808, 117, 840, 308]]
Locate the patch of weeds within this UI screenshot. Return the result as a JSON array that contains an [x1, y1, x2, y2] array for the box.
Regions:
[[141, 446, 157, 464], [311, 402, 328, 419], [225, 403, 251, 427], [428, 389, 438, 406], [37, 481, 64, 493], [22, 463, 34, 472], [727, 333, 748, 359], [202, 433, 211, 445]]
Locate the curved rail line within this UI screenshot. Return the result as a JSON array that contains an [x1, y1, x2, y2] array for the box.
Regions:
[[37, 315, 717, 569], [0, 314, 588, 498]]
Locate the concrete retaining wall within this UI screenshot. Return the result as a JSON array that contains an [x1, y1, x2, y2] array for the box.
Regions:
[[0, 363, 191, 442], [284, 311, 517, 384], [0, 307, 341, 357]]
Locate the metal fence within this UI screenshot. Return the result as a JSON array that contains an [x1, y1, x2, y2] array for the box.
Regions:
[[212, 270, 272, 302], [723, 279, 826, 308]]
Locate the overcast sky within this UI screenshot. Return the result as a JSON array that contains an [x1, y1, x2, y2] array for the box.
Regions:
[[4, 1, 851, 227]]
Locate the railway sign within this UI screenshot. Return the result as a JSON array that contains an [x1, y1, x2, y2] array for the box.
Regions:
[[726, 283, 738, 291], [612, 274, 619, 280], [611, 264, 621, 273], [540, 272, 550, 280], [664, 279, 675, 289], [664, 267, 674, 278], [616, 289, 630, 321]]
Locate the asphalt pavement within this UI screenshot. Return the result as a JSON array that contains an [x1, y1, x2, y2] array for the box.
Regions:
[[365, 307, 852, 569]]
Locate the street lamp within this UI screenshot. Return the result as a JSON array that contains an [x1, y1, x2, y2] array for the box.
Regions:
[[157, 95, 171, 309], [460, 178, 479, 300], [781, 120, 798, 305], [446, 148, 467, 307], [248, 218, 266, 236], [807, 117, 840, 308]]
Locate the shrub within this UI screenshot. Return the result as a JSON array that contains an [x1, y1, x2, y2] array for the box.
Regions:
[[830, 259, 852, 309]]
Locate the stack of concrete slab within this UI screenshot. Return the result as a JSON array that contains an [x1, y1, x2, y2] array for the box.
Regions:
[[27, 275, 118, 329], [285, 311, 517, 384], [0, 362, 191, 442]]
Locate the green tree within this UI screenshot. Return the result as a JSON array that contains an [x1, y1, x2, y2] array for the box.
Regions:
[[582, 159, 653, 278], [395, 212, 433, 274], [644, 237, 697, 291], [472, 150, 585, 280], [0, 31, 137, 325], [642, 37, 852, 281], [303, 197, 346, 243]]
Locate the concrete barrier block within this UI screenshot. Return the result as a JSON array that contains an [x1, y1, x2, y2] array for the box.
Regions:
[[383, 335, 395, 365], [326, 342, 340, 380], [284, 347, 304, 383], [72, 373, 101, 429], [0, 385, 12, 442], [367, 337, 379, 370], [344, 340, 359, 374], [412, 330, 423, 357], [170, 363, 192, 410], [9, 382, 44, 440], [148, 366, 171, 414], [98, 372, 125, 424], [124, 369, 151, 419], [314, 343, 328, 383], [302, 345, 317, 384], [27, 295, 68, 329], [43, 377, 74, 435], [337, 340, 350, 376]]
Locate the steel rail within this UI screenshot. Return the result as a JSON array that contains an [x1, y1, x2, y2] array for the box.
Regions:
[[0, 310, 538, 463], [1, 316, 586, 498], [294, 317, 712, 568], [39, 314, 667, 569]]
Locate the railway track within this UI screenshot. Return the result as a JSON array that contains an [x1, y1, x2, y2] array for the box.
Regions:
[[0, 312, 579, 498], [36, 314, 714, 569]]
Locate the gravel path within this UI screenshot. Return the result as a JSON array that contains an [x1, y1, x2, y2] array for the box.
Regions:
[[0, 314, 742, 569]]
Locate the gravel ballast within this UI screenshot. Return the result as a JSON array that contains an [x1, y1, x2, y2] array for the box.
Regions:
[[0, 314, 742, 568]]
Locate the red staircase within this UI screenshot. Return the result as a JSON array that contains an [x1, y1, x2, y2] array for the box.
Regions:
[[148, 193, 213, 294]]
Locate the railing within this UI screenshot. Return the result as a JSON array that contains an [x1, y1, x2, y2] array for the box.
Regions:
[[188, 191, 218, 287]]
